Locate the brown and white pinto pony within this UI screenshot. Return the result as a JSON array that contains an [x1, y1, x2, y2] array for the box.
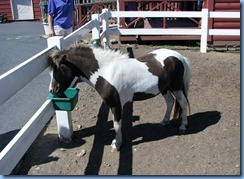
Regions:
[[48, 44, 191, 152]]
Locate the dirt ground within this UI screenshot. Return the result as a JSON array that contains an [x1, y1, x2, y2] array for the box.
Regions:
[[13, 38, 240, 175]]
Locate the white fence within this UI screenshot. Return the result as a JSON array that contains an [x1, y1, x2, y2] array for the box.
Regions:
[[0, 8, 240, 175], [104, 9, 240, 52]]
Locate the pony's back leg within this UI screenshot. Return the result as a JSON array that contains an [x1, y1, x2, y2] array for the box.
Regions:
[[173, 90, 188, 134], [160, 90, 174, 125]]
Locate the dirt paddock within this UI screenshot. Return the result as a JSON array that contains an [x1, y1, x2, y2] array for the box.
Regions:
[[13, 40, 240, 175]]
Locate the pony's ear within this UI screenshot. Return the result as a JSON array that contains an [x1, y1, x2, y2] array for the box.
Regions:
[[48, 50, 68, 69], [49, 50, 60, 61], [60, 54, 67, 64]]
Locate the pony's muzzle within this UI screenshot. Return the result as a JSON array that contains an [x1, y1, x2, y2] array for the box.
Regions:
[[49, 86, 59, 95], [49, 78, 60, 95], [50, 85, 67, 97]]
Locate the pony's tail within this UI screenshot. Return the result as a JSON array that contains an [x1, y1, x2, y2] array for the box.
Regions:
[[173, 57, 191, 119]]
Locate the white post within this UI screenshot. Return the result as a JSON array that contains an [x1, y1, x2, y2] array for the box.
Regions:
[[47, 36, 63, 50], [47, 36, 74, 143], [200, 8, 209, 53], [92, 13, 100, 40], [116, 0, 120, 28], [55, 110, 74, 143], [102, 8, 110, 49]]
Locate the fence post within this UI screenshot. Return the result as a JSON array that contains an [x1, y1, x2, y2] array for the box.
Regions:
[[116, 0, 120, 28], [200, 8, 209, 53], [47, 36, 63, 50], [92, 13, 100, 40], [47, 36, 74, 143], [102, 8, 110, 49]]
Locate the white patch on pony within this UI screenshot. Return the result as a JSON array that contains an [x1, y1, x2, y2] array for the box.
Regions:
[[48, 67, 55, 92], [89, 48, 160, 106], [113, 119, 122, 133], [149, 48, 186, 65], [150, 49, 191, 96], [111, 120, 122, 151]]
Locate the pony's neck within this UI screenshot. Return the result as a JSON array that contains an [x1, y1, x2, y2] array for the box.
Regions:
[[65, 45, 128, 81], [65, 46, 99, 80]]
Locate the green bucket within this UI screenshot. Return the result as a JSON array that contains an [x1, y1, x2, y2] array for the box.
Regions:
[[47, 88, 79, 111]]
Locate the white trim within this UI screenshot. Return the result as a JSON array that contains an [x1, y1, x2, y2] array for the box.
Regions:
[[110, 11, 203, 18], [11, 0, 34, 20], [110, 28, 202, 36], [209, 12, 240, 18], [200, 9, 209, 53], [10, 0, 14, 20], [209, 29, 240, 36]]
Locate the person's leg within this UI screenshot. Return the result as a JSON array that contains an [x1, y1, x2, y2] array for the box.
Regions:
[[53, 25, 65, 36], [64, 26, 73, 36]]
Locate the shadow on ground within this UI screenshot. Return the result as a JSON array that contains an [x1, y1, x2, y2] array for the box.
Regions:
[[77, 102, 221, 175], [14, 102, 221, 175], [0, 129, 20, 152]]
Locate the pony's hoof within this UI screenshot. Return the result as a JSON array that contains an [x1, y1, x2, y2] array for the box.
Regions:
[[110, 140, 120, 152], [160, 120, 169, 126], [111, 147, 119, 153], [178, 129, 186, 134], [110, 139, 116, 147]]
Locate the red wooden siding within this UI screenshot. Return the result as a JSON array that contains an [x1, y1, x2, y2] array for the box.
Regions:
[[212, 0, 240, 46], [0, 0, 12, 20], [33, 0, 42, 20]]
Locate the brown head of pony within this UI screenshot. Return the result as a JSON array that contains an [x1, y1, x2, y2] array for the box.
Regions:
[[48, 50, 77, 96]]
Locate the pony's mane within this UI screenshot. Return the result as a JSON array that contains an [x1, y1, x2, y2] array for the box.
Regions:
[[69, 43, 129, 64], [49, 43, 130, 69], [91, 46, 129, 66], [68, 42, 87, 49]]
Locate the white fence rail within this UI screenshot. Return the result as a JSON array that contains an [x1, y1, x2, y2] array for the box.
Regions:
[[0, 8, 240, 175], [0, 19, 97, 175], [104, 9, 240, 52], [0, 47, 54, 106]]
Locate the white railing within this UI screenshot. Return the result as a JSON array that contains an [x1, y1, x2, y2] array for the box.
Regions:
[[101, 9, 240, 52], [0, 18, 98, 175], [0, 8, 240, 175]]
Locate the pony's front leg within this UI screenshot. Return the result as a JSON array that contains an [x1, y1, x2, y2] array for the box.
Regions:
[[110, 106, 122, 152]]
